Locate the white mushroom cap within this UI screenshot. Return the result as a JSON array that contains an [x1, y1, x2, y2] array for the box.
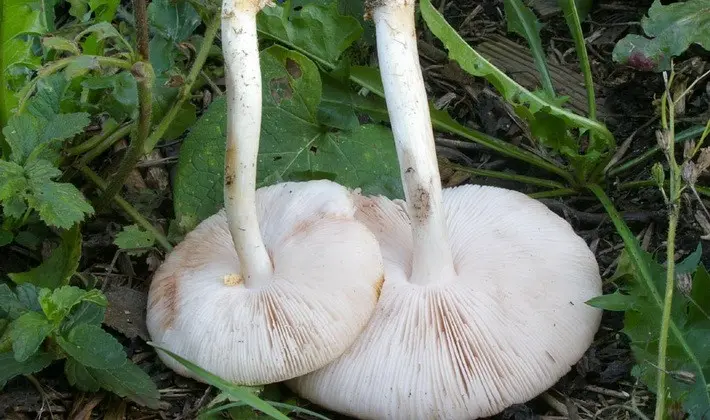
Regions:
[[288, 188, 602, 419], [147, 180, 384, 385], [287, 0, 602, 417]]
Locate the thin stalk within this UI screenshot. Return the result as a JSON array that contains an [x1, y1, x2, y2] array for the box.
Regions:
[[558, 0, 596, 121], [77, 165, 172, 251], [373, 0, 455, 285], [528, 188, 577, 199], [221, 0, 273, 286], [608, 125, 706, 177], [100, 62, 154, 202], [66, 120, 121, 156], [79, 123, 134, 165], [442, 161, 567, 189], [100, 0, 154, 203], [142, 14, 221, 152]]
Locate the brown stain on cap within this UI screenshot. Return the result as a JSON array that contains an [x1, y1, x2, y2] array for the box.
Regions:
[[149, 274, 179, 330]]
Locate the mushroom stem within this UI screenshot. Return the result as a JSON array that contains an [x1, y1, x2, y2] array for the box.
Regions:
[[372, 0, 455, 285], [222, 0, 273, 286]]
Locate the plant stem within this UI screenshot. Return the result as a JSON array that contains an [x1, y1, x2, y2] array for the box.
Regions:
[[99, 0, 154, 203], [222, 0, 273, 286], [100, 61, 154, 203], [528, 188, 577, 199], [79, 123, 134, 165], [374, 0, 455, 285], [142, 14, 221, 153], [77, 165, 173, 251], [442, 161, 567, 189], [66, 120, 121, 156]]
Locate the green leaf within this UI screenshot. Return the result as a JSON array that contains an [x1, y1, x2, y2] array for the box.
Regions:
[[15, 283, 41, 313], [82, 72, 138, 119], [76, 22, 132, 53], [503, 0, 555, 97], [41, 36, 81, 55], [148, 0, 201, 42], [8, 311, 53, 362], [258, 0, 362, 66], [420, 0, 614, 160], [0, 351, 53, 385], [0, 284, 29, 320], [0, 229, 13, 246], [88, 361, 160, 408], [56, 323, 126, 369], [1, 0, 54, 133], [65, 356, 101, 391], [61, 301, 105, 334], [114, 224, 156, 255], [8, 224, 83, 288], [151, 344, 289, 419], [38, 286, 106, 324], [586, 291, 636, 311], [88, 0, 118, 22], [67, 0, 90, 20], [589, 185, 710, 418], [612, 0, 710, 72], [173, 46, 401, 231]]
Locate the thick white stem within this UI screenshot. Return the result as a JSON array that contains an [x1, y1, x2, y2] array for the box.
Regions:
[[222, 0, 273, 287], [373, 0, 455, 285]]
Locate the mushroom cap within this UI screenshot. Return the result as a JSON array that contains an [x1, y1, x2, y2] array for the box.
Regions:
[[288, 184, 603, 419], [147, 180, 384, 385]]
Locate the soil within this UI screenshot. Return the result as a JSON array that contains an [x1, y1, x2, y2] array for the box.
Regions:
[[2, 0, 709, 419]]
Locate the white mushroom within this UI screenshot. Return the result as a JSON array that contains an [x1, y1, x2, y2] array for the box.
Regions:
[[146, 0, 384, 385], [287, 0, 603, 418]]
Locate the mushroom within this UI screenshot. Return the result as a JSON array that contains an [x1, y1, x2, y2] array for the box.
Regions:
[[146, 0, 384, 385], [287, 0, 603, 418]]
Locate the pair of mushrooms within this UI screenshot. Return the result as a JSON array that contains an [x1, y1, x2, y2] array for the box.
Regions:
[[146, 0, 603, 418]]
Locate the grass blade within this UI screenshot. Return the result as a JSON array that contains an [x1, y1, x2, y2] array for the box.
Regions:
[[148, 343, 290, 420]]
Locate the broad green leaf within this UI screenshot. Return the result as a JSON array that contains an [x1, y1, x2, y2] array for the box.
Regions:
[[3, 74, 91, 164], [56, 323, 126, 369], [0, 284, 28, 320], [0, 351, 53, 385], [60, 301, 106, 333], [8, 311, 53, 362], [65, 356, 101, 391], [38, 286, 106, 324], [14, 283, 41, 313], [82, 72, 138, 119], [173, 46, 401, 231], [9, 224, 83, 288], [88, 361, 160, 408], [420, 0, 614, 161], [148, 0, 201, 42], [67, 0, 90, 20], [258, 0, 362, 66], [503, 0, 555, 97], [1, 0, 55, 134], [114, 224, 156, 255], [88, 0, 119, 22], [612, 0, 710, 72], [151, 344, 289, 420], [0, 229, 13, 246], [75, 22, 132, 53]]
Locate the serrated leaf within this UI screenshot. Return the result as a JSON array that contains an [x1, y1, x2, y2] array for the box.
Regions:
[[148, 0, 201, 42], [258, 0, 362, 66], [173, 46, 401, 231], [8, 311, 53, 362], [61, 301, 106, 333], [503, 0, 555, 96], [65, 356, 101, 391], [114, 224, 156, 255], [612, 0, 710, 72], [38, 285, 105, 324], [56, 323, 126, 369], [9, 224, 83, 288], [151, 344, 288, 419], [419, 0, 614, 161], [88, 361, 160, 408], [0, 351, 53, 385]]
